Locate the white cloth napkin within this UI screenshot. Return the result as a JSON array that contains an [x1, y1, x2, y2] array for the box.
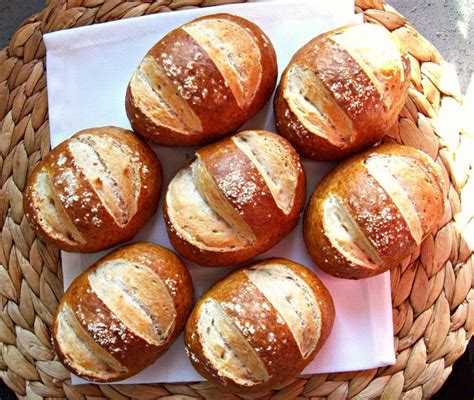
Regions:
[[44, 0, 395, 385]]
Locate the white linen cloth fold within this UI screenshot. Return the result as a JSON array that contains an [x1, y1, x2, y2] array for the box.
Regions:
[[44, 0, 395, 385]]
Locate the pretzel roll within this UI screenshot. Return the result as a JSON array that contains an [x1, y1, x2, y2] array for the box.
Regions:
[[23, 127, 162, 253], [52, 243, 193, 382], [126, 13, 277, 147], [304, 144, 445, 279], [275, 23, 410, 161], [185, 258, 334, 393], [164, 130, 306, 267]]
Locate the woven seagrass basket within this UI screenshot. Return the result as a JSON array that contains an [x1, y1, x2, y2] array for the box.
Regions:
[[0, 0, 472, 398]]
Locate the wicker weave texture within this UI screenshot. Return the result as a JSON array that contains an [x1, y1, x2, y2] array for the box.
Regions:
[[0, 0, 472, 399]]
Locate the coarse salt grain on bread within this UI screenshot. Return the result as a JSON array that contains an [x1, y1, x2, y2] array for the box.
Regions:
[[23, 126, 162, 253], [163, 130, 306, 267], [126, 13, 277, 147], [304, 144, 446, 279], [53, 243, 194, 382], [185, 258, 334, 393], [274, 23, 410, 161]]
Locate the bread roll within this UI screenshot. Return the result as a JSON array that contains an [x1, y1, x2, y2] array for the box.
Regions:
[[184, 258, 334, 393], [164, 130, 306, 267], [274, 23, 410, 161], [23, 127, 162, 253], [52, 243, 193, 382], [304, 144, 445, 279], [126, 13, 277, 147]]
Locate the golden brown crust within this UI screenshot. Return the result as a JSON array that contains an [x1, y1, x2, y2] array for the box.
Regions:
[[126, 13, 277, 147], [23, 127, 162, 253], [303, 144, 445, 279], [126, 26, 240, 147], [184, 258, 335, 393], [163, 130, 306, 267], [274, 23, 410, 161], [270, 259, 335, 358], [52, 243, 194, 382], [65, 277, 157, 372], [98, 243, 194, 344], [197, 138, 285, 239]]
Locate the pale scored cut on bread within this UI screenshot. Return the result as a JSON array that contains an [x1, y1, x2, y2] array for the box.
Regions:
[[23, 127, 162, 253], [185, 259, 335, 393], [53, 243, 193, 382], [164, 130, 305, 266], [304, 144, 445, 279], [275, 23, 410, 160], [126, 14, 277, 146]]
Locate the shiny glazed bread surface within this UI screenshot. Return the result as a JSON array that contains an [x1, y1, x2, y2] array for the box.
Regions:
[[23, 126, 162, 253], [164, 130, 306, 267], [52, 243, 194, 382], [275, 23, 410, 160], [304, 144, 445, 279], [126, 13, 277, 146], [185, 258, 335, 393]]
